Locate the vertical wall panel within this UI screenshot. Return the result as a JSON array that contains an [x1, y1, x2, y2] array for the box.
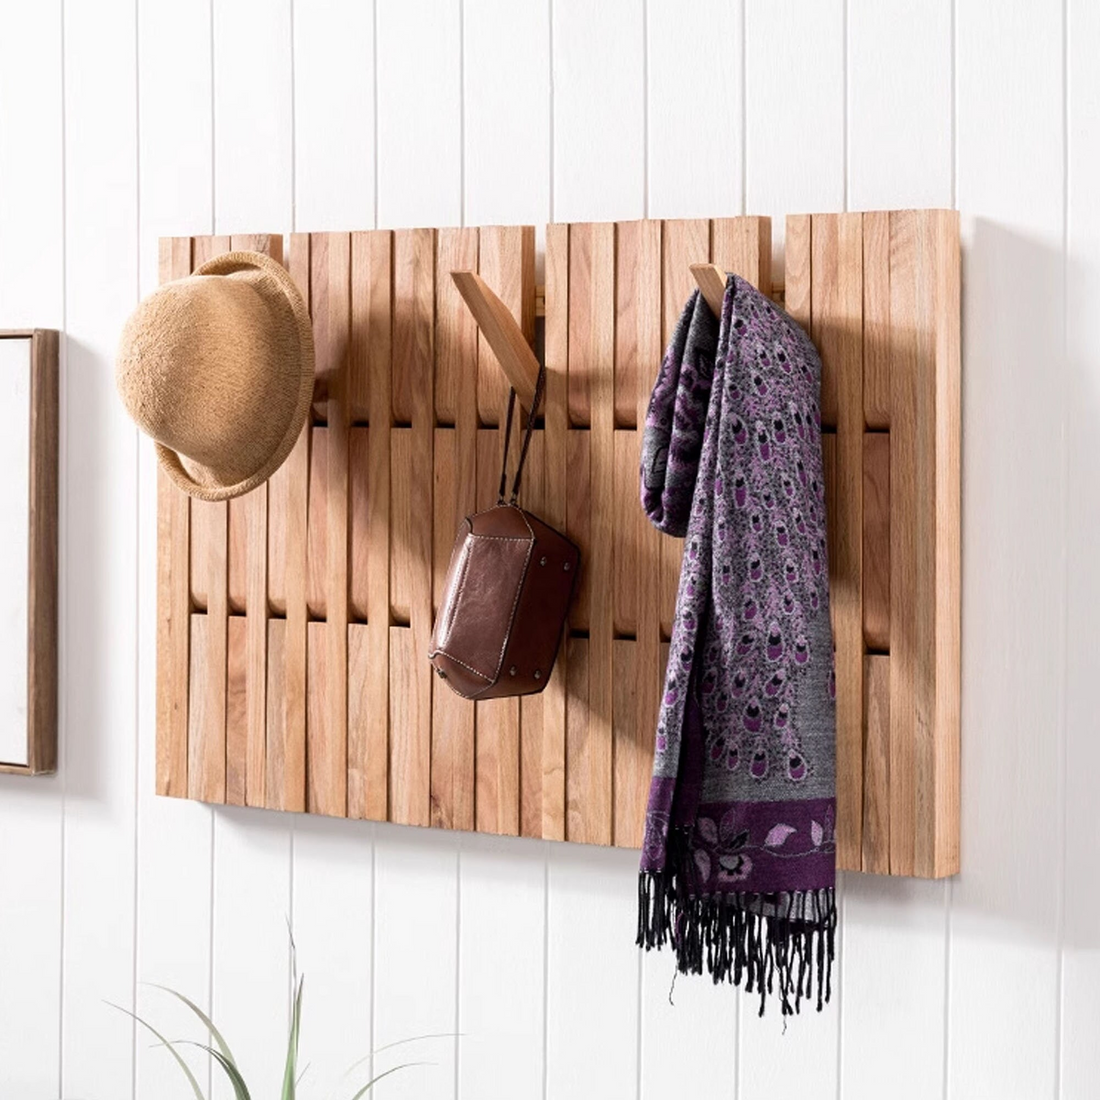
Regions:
[[212, 0, 292, 234], [840, 8, 953, 1096], [0, 3, 64, 1096], [745, 0, 844, 274], [552, 0, 645, 223], [60, 0, 140, 1096], [647, 0, 742, 219], [375, 0, 461, 229], [210, 7, 294, 1099], [1064, 2, 1100, 1094], [292, 0, 374, 230], [952, 1, 1065, 1097], [135, 3, 215, 1098], [739, 4, 843, 1088], [847, 0, 953, 211]]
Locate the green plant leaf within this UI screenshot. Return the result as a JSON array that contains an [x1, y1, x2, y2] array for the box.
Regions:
[[106, 1002, 206, 1100], [281, 976, 304, 1100], [346, 1062, 428, 1100], [146, 983, 241, 1072]]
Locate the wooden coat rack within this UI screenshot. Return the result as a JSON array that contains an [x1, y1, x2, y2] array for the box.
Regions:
[[156, 212, 960, 878]]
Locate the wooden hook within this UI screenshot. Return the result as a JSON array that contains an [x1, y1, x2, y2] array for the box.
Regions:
[[451, 271, 540, 411], [690, 263, 728, 319]]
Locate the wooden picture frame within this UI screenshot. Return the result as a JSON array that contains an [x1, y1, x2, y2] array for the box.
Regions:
[[0, 329, 58, 776]]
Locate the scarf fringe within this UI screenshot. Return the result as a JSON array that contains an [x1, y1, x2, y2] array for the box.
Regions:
[[637, 870, 836, 1017]]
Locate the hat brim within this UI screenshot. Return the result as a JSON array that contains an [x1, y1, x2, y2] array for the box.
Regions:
[[154, 249, 316, 502]]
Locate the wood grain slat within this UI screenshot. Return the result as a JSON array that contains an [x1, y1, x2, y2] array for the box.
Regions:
[[613, 219, 661, 428], [313, 232, 351, 818], [863, 431, 890, 652], [306, 426, 328, 619], [931, 210, 961, 878], [863, 210, 891, 428], [226, 615, 248, 806], [811, 212, 864, 872], [351, 230, 392, 820], [539, 222, 570, 841], [156, 236, 193, 797], [389, 228, 435, 827], [785, 215, 812, 340], [613, 639, 650, 848], [265, 617, 287, 806], [569, 221, 615, 847], [474, 427, 520, 836], [564, 428, 591, 633], [711, 216, 773, 294], [187, 614, 209, 800], [612, 429, 640, 638], [271, 232, 311, 813], [863, 654, 890, 874], [187, 236, 230, 615], [349, 427, 369, 620], [430, 227, 479, 832], [564, 635, 590, 843], [618, 219, 663, 850], [888, 209, 919, 877]]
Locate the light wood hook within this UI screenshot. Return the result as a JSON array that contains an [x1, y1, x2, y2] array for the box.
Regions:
[[690, 263, 728, 319], [451, 271, 540, 411]]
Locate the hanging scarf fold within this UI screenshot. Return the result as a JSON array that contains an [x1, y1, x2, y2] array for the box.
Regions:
[[637, 274, 837, 1016]]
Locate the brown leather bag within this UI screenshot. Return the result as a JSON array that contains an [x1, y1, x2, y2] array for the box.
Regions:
[[429, 368, 579, 699]]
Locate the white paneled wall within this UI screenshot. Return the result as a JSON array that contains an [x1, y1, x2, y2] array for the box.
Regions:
[[0, 1, 1093, 1098]]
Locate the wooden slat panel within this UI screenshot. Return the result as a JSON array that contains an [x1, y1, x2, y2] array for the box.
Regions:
[[931, 209, 961, 878], [267, 456, 287, 616], [187, 235, 230, 612], [389, 228, 435, 827], [564, 428, 590, 632], [474, 427, 520, 836], [569, 221, 614, 848], [888, 209, 919, 877], [711, 215, 773, 294], [389, 428, 414, 624], [430, 227, 479, 833], [351, 230, 391, 820], [243, 483, 267, 807], [313, 232, 351, 818], [613, 219, 661, 428], [863, 209, 891, 428], [862, 654, 890, 875], [190, 496, 227, 803], [306, 426, 328, 619], [348, 427, 369, 620], [538, 221, 570, 841], [306, 619, 341, 815], [226, 615, 248, 806], [564, 635, 589, 843], [612, 429, 639, 638], [272, 232, 311, 813], [187, 614, 208, 800], [619, 219, 663, 848], [477, 224, 534, 426], [785, 214, 812, 335], [156, 236, 192, 798], [431, 427, 475, 832], [613, 639, 650, 848], [812, 212, 864, 872], [230, 233, 283, 265], [863, 431, 890, 652], [265, 617, 287, 806]]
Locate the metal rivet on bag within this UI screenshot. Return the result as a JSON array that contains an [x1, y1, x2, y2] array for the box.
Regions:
[[539, 556, 547, 566], [563, 561, 571, 572], [509, 665, 518, 676], [533, 669, 542, 680]]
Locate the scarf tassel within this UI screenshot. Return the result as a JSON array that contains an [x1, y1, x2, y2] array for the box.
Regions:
[[637, 870, 836, 1017]]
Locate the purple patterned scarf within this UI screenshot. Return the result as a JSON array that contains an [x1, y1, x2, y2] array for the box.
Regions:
[[637, 275, 837, 1015]]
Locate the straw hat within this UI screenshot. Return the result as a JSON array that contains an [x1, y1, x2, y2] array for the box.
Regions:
[[116, 250, 315, 501]]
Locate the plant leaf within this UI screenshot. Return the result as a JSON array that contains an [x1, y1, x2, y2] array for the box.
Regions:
[[178, 1043, 251, 1100], [147, 983, 240, 1072], [346, 1061, 429, 1100], [106, 1002, 207, 1100], [281, 976, 304, 1100]]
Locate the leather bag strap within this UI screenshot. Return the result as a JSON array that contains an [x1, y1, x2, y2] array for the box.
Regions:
[[497, 362, 547, 506]]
